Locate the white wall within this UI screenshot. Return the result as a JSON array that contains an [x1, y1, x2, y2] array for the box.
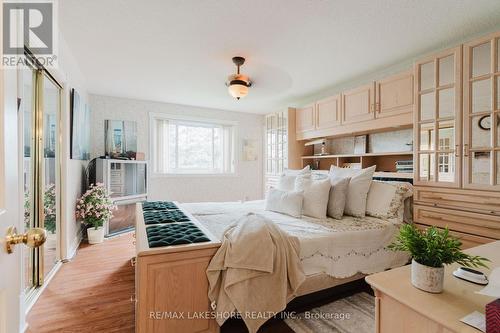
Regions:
[[89, 95, 265, 202], [53, 35, 88, 260]]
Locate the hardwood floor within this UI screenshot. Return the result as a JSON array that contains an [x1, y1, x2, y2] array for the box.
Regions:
[[26, 231, 365, 333], [26, 232, 293, 333], [27, 233, 136, 333]]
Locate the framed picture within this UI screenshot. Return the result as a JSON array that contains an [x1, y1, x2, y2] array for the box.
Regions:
[[104, 120, 138, 159], [354, 135, 367, 154], [242, 139, 258, 161], [70, 89, 91, 160]]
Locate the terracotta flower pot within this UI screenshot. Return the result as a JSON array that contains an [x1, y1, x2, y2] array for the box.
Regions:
[[411, 259, 444, 293]]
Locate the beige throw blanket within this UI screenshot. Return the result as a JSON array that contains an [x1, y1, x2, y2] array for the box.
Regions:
[[207, 213, 305, 333]]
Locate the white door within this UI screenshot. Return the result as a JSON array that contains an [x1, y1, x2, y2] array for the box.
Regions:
[[0, 26, 24, 333]]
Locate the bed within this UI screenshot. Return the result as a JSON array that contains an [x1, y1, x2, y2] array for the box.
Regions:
[[134, 177, 412, 332], [181, 200, 409, 296]]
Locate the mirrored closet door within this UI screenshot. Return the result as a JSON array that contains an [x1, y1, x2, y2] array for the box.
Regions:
[[414, 47, 462, 187], [463, 32, 500, 190], [22, 51, 62, 302]]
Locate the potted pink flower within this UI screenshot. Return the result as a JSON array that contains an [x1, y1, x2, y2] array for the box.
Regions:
[[76, 183, 115, 244]]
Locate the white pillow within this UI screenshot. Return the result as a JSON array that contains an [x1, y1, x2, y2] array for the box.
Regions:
[[327, 177, 350, 219], [265, 188, 304, 217], [329, 165, 376, 217], [294, 177, 331, 219], [366, 181, 413, 220], [285, 165, 311, 176], [277, 166, 311, 191], [365, 181, 396, 218]]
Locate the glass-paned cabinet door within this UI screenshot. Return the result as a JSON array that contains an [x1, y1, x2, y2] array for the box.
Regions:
[[414, 47, 462, 187], [265, 111, 288, 176], [463, 33, 500, 190]]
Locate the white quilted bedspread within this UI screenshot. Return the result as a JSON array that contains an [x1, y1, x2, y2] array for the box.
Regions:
[[180, 200, 409, 278]]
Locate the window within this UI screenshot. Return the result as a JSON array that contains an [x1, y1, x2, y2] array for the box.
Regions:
[[152, 114, 236, 174]]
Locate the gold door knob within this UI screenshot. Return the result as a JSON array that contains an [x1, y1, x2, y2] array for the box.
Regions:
[[5, 226, 47, 254]]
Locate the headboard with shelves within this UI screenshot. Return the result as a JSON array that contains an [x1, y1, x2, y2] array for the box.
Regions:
[[300, 129, 413, 180]]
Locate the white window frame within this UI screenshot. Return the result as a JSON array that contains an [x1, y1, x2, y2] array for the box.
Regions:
[[149, 112, 239, 177]]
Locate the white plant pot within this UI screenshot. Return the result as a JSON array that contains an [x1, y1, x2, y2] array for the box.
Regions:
[[87, 226, 105, 244], [411, 259, 444, 293]]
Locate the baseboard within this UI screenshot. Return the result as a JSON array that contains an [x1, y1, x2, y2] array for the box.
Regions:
[[63, 228, 82, 262], [24, 261, 63, 314]]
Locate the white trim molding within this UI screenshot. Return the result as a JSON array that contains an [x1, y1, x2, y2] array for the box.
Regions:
[[149, 112, 239, 177]]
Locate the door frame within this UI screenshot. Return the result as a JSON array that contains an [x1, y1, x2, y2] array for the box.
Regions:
[[0, 2, 25, 331]]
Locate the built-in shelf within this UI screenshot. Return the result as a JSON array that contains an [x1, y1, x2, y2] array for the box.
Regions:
[[301, 151, 414, 176], [373, 172, 413, 179], [301, 151, 413, 159], [306, 170, 413, 179]]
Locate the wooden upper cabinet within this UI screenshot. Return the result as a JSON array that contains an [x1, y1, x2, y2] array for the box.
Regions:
[[295, 105, 315, 133], [376, 71, 414, 118], [342, 83, 376, 124], [315, 95, 341, 130]]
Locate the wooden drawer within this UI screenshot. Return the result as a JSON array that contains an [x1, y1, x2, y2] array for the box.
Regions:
[[415, 223, 495, 249], [414, 205, 500, 240], [414, 187, 500, 215], [377, 292, 451, 333]]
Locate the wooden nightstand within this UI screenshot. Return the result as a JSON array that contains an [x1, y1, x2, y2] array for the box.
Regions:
[[366, 241, 500, 333]]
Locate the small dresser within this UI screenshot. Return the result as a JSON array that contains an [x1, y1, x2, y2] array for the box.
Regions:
[[366, 241, 500, 333]]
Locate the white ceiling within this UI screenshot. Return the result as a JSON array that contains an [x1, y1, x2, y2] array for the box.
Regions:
[[59, 0, 500, 114]]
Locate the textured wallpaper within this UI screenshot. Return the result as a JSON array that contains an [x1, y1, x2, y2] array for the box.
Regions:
[[89, 95, 265, 202]]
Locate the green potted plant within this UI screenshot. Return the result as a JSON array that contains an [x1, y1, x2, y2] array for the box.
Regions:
[[76, 183, 115, 244], [389, 224, 489, 293], [44, 184, 57, 234], [24, 184, 57, 234]]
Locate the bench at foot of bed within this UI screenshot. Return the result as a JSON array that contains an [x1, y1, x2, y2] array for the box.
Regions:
[[134, 202, 221, 333]]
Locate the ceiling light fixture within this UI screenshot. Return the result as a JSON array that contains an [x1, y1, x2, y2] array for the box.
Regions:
[[226, 56, 252, 100]]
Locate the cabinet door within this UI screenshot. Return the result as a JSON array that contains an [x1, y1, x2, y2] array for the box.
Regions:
[[414, 47, 462, 188], [265, 112, 287, 176], [463, 32, 500, 190], [295, 105, 315, 133], [342, 83, 375, 124], [315, 95, 341, 130], [376, 71, 414, 118]]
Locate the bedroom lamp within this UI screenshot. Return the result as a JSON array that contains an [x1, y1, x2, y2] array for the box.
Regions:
[[226, 56, 252, 100]]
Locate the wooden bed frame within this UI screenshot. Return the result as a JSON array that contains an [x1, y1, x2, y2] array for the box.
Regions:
[[134, 203, 368, 333]]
